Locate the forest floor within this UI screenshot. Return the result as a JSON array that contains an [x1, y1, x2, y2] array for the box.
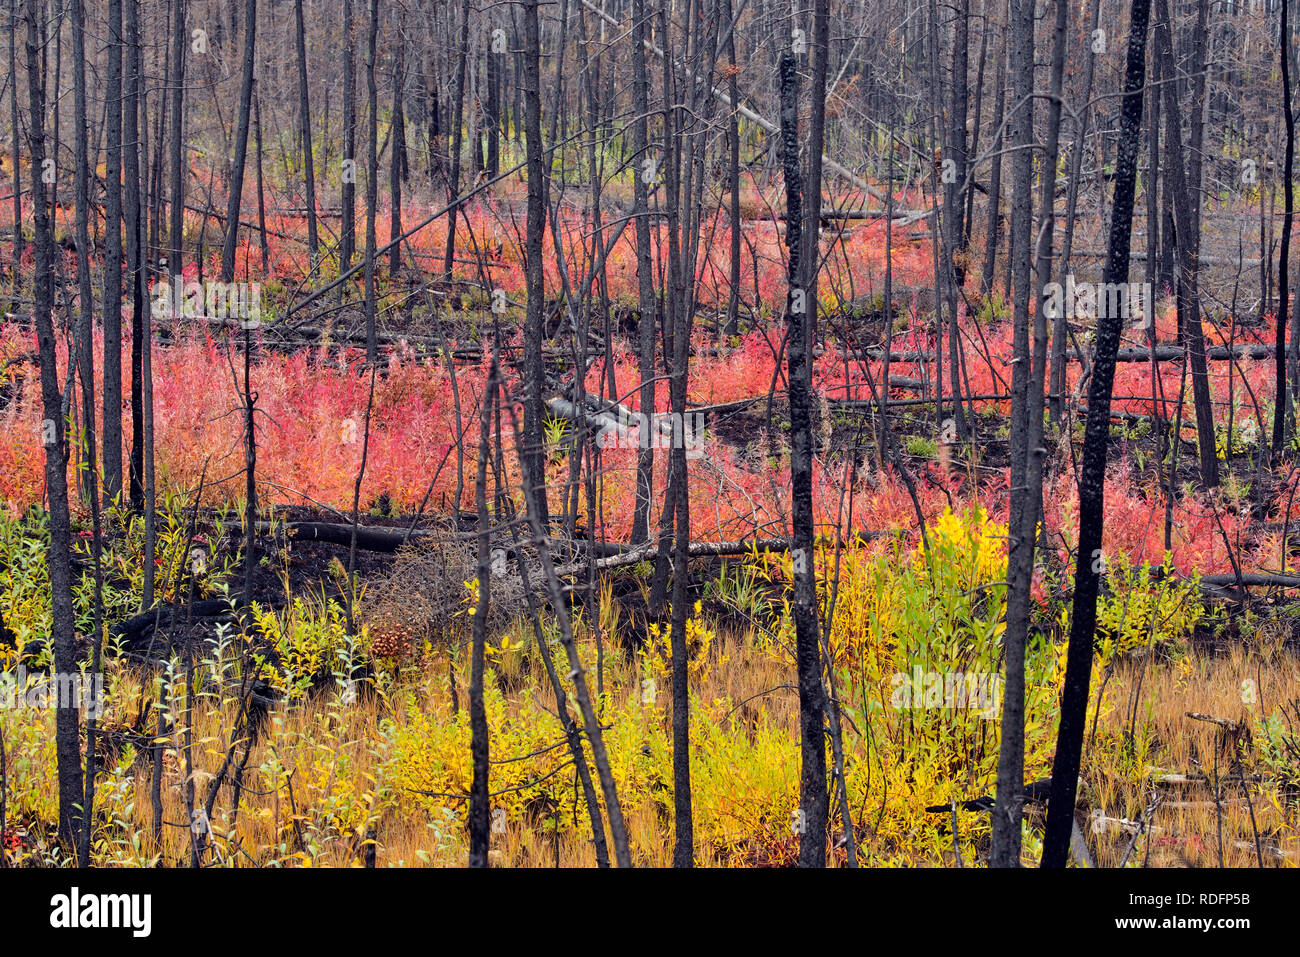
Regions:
[[1, 185, 1298, 867]]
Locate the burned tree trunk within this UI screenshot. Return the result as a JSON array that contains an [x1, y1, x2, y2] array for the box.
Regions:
[[220, 0, 257, 284], [522, 0, 549, 531], [989, 0, 1037, 869], [1041, 0, 1153, 868], [167, 0, 187, 273], [979, 15, 1007, 301], [442, 0, 472, 283], [126, 0, 146, 512], [364, 0, 380, 362], [630, 0, 655, 545], [781, 50, 828, 869], [294, 0, 320, 271], [1275, 0, 1295, 456], [468, 368, 493, 868], [389, 9, 407, 275], [1153, 0, 1217, 487], [102, 0, 124, 502], [25, 0, 82, 857], [341, 0, 357, 272]]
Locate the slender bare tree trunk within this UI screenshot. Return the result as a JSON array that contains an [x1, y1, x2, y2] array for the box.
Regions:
[[989, 0, 1036, 868], [486, 20, 500, 178], [943, 0, 970, 437], [468, 365, 494, 868], [294, 0, 320, 272], [722, 0, 741, 339], [522, 0, 549, 530], [979, 9, 1007, 301], [25, 0, 82, 857], [1275, 0, 1295, 455], [630, 0, 655, 545], [220, 0, 257, 284], [341, 0, 357, 272], [8, 0, 19, 279], [167, 0, 187, 273], [70, 0, 108, 866], [389, 9, 407, 274], [102, 0, 124, 502], [364, 0, 380, 362], [442, 0, 472, 282], [1042, 0, 1153, 867], [1153, 0, 1217, 487], [781, 47, 828, 868], [126, 0, 145, 512]]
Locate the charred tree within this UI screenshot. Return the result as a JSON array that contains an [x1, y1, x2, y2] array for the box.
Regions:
[[294, 0, 320, 271], [521, 0, 549, 531], [442, 0, 472, 283], [102, 0, 124, 502], [1042, 0, 1153, 868], [630, 0, 656, 545], [126, 0, 145, 511], [364, 0, 380, 362], [25, 0, 83, 856], [341, 0, 357, 272], [220, 0, 258, 284], [1153, 0, 1218, 487], [989, 0, 1037, 868], [781, 49, 828, 869], [389, 11, 407, 275], [167, 0, 187, 273], [1275, 0, 1295, 455]]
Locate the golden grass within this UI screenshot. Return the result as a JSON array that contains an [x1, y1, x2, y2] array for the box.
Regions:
[[1, 614, 1297, 868]]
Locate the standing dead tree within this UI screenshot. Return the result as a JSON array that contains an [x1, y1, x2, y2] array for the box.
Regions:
[[102, 0, 125, 503], [293, 0, 320, 272], [781, 45, 829, 867], [24, 0, 83, 857], [167, 0, 187, 275], [506, 405, 633, 868], [1275, 0, 1296, 456], [468, 363, 494, 868], [220, 0, 258, 284], [521, 0, 550, 533], [990, 0, 1039, 869], [1042, 0, 1153, 869], [1152, 0, 1218, 487]]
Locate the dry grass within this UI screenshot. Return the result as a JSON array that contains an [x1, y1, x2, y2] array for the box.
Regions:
[[359, 525, 528, 657], [3, 607, 1297, 868], [1083, 642, 1300, 867]]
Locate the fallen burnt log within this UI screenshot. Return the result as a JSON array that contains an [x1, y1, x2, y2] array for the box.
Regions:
[[233, 520, 439, 552], [240, 519, 858, 568], [231, 516, 1297, 604], [555, 532, 882, 576], [774, 208, 940, 225], [1197, 572, 1300, 597], [233, 516, 667, 560], [108, 597, 245, 652], [854, 343, 1274, 363]]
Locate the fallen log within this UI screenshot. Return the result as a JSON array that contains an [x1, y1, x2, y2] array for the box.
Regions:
[[1089, 814, 1296, 861], [108, 597, 244, 648], [560, 537, 794, 575], [1073, 248, 1262, 268], [1151, 772, 1264, 787], [231, 520, 443, 553], [852, 343, 1273, 363], [1197, 572, 1300, 594], [554, 532, 882, 576]]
